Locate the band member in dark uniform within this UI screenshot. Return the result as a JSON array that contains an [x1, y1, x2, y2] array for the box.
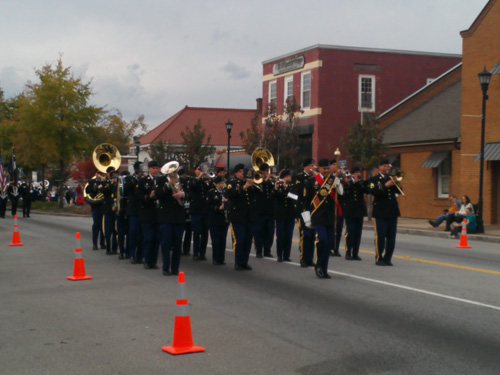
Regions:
[[19, 180, 32, 218], [124, 162, 143, 263], [86, 170, 106, 250], [342, 166, 368, 260], [226, 164, 257, 271], [8, 182, 20, 217], [178, 167, 192, 256], [329, 158, 343, 257], [0, 187, 7, 218], [101, 167, 118, 255], [369, 159, 401, 266], [138, 160, 160, 269], [189, 163, 211, 261], [305, 158, 340, 279], [116, 171, 129, 259], [274, 170, 296, 262], [292, 158, 316, 268], [254, 163, 275, 258], [156, 170, 186, 276], [207, 176, 228, 265]]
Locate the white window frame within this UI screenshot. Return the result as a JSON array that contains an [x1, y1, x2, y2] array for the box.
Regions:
[[358, 75, 375, 112], [268, 80, 277, 109], [301, 71, 311, 109], [437, 155, 451, 198], [284, 75, 293, 106]]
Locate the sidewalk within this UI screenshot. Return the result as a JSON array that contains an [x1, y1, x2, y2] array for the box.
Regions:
[[364, 217, 500, 244]]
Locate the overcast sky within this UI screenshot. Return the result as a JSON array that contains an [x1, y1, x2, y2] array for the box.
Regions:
[[0, 0, 488, 130]]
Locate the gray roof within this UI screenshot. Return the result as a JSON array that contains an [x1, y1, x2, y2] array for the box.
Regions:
[[382, 80, 461, 145]]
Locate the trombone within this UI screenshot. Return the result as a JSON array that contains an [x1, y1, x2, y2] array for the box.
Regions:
[[388, 166, 406, 199]]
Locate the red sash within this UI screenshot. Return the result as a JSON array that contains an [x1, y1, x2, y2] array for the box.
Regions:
[[314, 174, 342, 216]]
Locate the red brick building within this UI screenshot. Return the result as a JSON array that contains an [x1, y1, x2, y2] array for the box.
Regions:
[[261, 45, 461, 161]]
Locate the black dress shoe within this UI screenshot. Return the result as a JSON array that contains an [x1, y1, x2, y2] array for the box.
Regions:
[[300, 259, 309, 268], [307, 261, 316, 267], [199, 256, 207, 261], [106, 251, 113, 255], [235, 264, 245, 271], [144, 264, 152, 269], [92, 246, 99, 250], [345, 254, 353, 260], [192, 255, 200, 260], [323, 273, 331, 279], [243, 264, 252, 270], [385, 260, 394, 266], [332, 251, 341, 257], [172, 271, 179, 275], [277, 257, 283, 262], [376, 260, 387, 266], [314, 266, 325, 279], [118, 253, 125, 259], [264, 254, 274, 258], [353, 255, 362, 261], [283, 258, 292, 262], [256, 254, 263, 259], [151, 265, 159, 269], [182, 252, 191, 256], [162, 270, 172, 276]]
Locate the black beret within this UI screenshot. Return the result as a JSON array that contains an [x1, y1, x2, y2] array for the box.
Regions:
[[233, 163, 245, 173], [148, 160, 159, 168], [178, 167, 186, 175], [106, 166, 116, 173], [329, 158, 337, 165], [121, 170, 130, 176], [350, 166, 362, 174], [379, 158, 390, 166], [302, 158, 314, 167], [259, 163, 269, 171], [214, 176, 224, 184], [133, 161, 142, 169], [216, 167, 225, 173], [318, 158, 330, 167], [279, 169, 291, 179]]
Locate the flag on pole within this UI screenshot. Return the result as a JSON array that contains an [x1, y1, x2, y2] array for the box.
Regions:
[[0, 149, 8, 198], [8, 146, 18, 185]]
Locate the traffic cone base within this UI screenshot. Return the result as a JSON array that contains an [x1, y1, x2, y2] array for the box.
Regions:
[[161, 316, 205, 355], [455, 218, 472, 249], [67, 233, 92, 280], [9, 231, 23, 246]]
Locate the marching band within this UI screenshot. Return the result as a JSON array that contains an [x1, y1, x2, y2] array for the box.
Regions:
[[85, 145, 402, 279]]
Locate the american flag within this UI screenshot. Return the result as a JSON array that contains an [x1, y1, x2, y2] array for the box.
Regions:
[[8, 146, 17, 185], [0, 149, 7, 197]]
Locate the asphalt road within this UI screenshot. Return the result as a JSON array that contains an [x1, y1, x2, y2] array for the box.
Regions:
[[1, 214, 500, 375]]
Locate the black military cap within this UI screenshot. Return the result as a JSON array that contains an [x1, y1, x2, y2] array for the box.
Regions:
[[279, 169, 291, 179], [303, 158, 314, 167], [259, 163, 269, 171], [233, 163, 245, 173], [121, 170, 130, 176], [106, 166, 116, 173], [318, 158, 330, 167], [133, 161, 142, 169], [148, 160, 159, 168], [350, 166, 362, 174], [216, 167, 225, 173], [379, 158, 390, 166], [178, 167, 186, 175], [329, 158, 337, 165], [214, 176, 224, 184]]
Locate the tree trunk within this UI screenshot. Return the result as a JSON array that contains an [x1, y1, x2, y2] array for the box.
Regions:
[[59, 159, 65, 209]]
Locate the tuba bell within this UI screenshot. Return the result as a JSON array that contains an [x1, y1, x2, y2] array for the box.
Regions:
[[161, 161, 185, 207], [84, 144, 122, 204], [251, 147, 275, 185]]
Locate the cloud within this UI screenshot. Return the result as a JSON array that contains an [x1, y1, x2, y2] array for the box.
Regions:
[[222, 62, 251, 80]]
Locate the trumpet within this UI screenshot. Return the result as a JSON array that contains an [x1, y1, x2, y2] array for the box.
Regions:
[[388, 166, 406, 199]]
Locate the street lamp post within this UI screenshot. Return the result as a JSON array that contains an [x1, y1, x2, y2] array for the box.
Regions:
[[477, 67, 492, 234], [225, 120, 233, 178], [134, 136, 141, 162]]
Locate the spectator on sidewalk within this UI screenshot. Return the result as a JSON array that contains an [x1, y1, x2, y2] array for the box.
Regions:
[[446, 195, 474, 231], [429, 195, 461, 230], [449, 207, 476, 238]]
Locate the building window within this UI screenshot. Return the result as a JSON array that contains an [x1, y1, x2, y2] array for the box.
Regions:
[[301, 71, 311, 109], [284, 76, 293, 106], [359, 75, 375, 112], [437, 154, 451, 198], [268, 81, 277, 109]]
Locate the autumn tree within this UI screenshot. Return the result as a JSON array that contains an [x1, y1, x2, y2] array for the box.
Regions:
[[13, 58, 104, 207], [239, 112, 262, 153], [180, 120, 215, 171], [148, 139, 180, 167]]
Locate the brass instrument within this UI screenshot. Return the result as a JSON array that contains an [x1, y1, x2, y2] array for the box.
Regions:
[[161, 161, 185, 206], [198, 162, 214, 181], [388, 166, 406, 199], [251, 147, 275, 186], [84, 144, 121, 204]]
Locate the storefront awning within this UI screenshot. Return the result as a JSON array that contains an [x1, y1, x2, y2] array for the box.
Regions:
[[473, 142, 500, 161], [420, 150, 450, 168]]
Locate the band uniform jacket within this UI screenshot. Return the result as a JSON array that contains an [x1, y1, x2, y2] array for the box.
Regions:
[[304, 175, 337, 227], [85, 178, 104, 209], [291, 170, 312, 218], [274, 182, 296, 220], [369, 173, 401, 219], [255, 179, 275, 216], [123, 174, 140, 216], [179, 175, 191, 219], [137, 174, 158, 223], [155, 175, 186, 224], [207, 187, 226, 226], [225, 177, 258, 223], [99, 179, 117, 215], [342, 178, 369, 218], [189, 177, 210, 214]]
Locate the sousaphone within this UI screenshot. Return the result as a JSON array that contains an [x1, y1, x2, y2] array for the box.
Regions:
[[84, 144, 122, 204]]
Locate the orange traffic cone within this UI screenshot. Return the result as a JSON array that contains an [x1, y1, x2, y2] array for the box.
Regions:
[[67, 232, 93, 281], [9, 214, 23, 246], [161, 272, 205, 355], [455, 218, 472, 249]]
